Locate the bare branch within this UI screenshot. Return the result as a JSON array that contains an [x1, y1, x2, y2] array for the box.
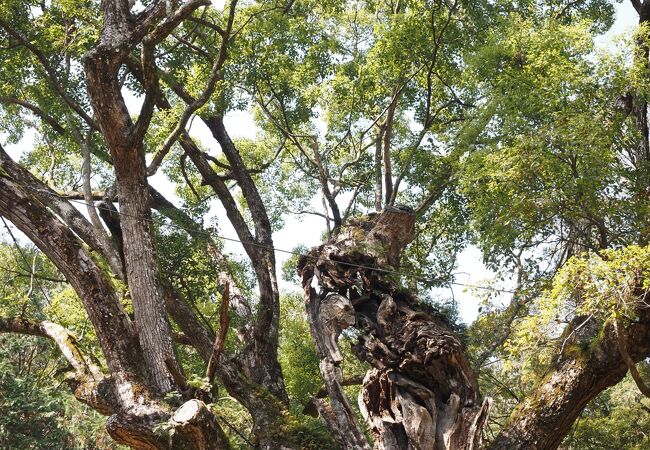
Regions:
[[188, 16, 226, 36], [147, 0, 238, 176]]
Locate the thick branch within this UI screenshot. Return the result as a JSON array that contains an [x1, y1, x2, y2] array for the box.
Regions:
[[490, 306, 650, 449], [0, 316, 101, 379], [0, 162, 155, 411], [0, 316, 115, 415], [0, 145, 124, 279]]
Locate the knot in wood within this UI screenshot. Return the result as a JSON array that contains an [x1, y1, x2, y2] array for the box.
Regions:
[[319, 293, 356, 332]]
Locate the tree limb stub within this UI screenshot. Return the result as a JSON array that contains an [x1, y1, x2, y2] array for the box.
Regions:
[[0, 316, 115, 415]]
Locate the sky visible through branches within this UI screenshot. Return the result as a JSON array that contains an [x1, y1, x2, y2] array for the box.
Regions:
[[1, 1, 639, 324]]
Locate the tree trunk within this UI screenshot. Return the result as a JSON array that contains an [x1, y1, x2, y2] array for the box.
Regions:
[[0, 146, 146, 395], [84, 39, 177, 395], [0, 144, 234, 449], [299, 207, 491, 450]]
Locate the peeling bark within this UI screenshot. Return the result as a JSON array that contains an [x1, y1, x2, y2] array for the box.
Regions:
[[299, 207, 490, 450]]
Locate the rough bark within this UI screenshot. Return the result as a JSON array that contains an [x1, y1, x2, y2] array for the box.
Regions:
[[487, 6, 650, 446], [81, 0, 202, 395], [85, 51, 176, 394], [382, 96, 397, 206], [374, 126, 384, 211], [633, 1, 650, 241], [169, 400, 230, 449], [303, 289, 371, 449], [299, 206, 491, 450], [0, 149, 145, 392], [1, 1, 302, 448], [181, 130, 288, 404], [490, 299, 650, 450], [1, 142, 232, 450], [124, 53, 301, 444], [2, 2, 236, 447], [0, 314, 231, 450], [0, 145, 123, 278], [128, 47, 289, 408]]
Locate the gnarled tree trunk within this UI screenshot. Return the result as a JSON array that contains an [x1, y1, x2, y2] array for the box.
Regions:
[[299, 207, 491, 450]]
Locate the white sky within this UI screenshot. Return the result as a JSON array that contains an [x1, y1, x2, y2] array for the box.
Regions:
[[1, 1, 641, 324]]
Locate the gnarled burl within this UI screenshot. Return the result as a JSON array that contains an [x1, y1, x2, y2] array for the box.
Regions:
[[299, 207, 491, 450]]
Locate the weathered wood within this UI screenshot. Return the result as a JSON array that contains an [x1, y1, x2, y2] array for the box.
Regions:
[[0, 149, 149, 402], [302, 282, 371, 450], [170, 400, 230, 450], [299, 207, 490, 450]]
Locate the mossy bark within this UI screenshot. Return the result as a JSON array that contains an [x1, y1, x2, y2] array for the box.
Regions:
[[490, 309, 650, 450]]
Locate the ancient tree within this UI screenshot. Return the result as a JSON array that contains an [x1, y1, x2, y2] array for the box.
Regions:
[[1, 0, 649, 449]]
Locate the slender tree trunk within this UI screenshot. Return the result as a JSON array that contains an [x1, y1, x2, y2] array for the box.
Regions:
[[374, 126, 384, 211], [193, 118, 290, 404], [635, 3, 650, 174], [383, 94, 397, 205]]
